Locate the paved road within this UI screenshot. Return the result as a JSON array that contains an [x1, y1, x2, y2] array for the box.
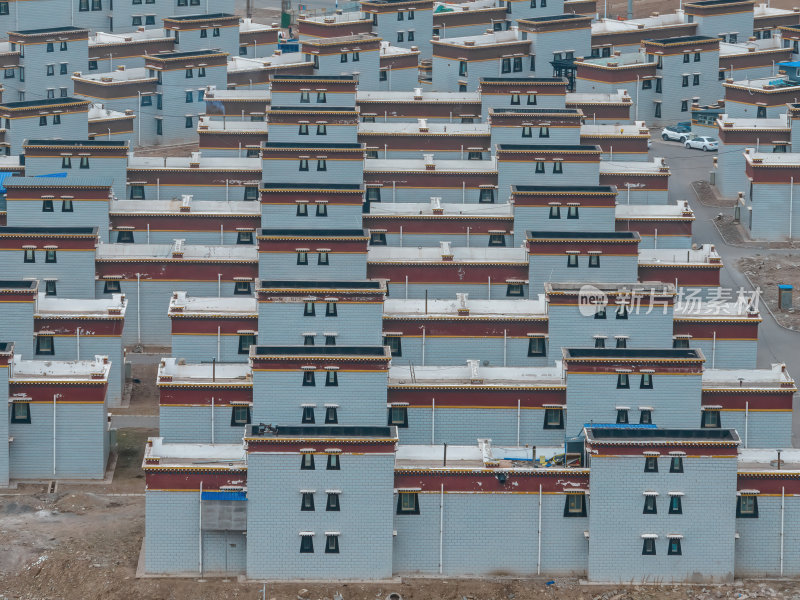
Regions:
[[110, 414, 159, 429], [653, 138, 800, 445]]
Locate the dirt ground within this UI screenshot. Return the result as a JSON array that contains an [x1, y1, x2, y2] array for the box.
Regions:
[[739, 254, 800, 330], [1, 429, 800, 599]]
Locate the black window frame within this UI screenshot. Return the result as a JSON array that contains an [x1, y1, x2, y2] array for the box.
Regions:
[[230, 405, 251, 426], [543, 408, 564, 429], [736, 495, 759, 518], [616, 373, 629, 389], [527, 336, 546, 357], [300, 536, 314, 553], [669, 457, 683, 473], [325, 535, 340, 554], [10, 402, 31, 424], [643, 495, 657, 514], [326, 453, 340, 470], [642, 538, 656, 555], [302, 371, 316, 387], [669, 495, 683, 515], [667, 538, 682, 556], [36, 335, 55, 355], [300, 453, 315, 470], [103, 280, 121, 294], [397, 492, 420, 515], [640, 373, 653, 389], [639, 409, 652, 425], [563, 494, 587, 517], [384, 336, 402, 357], [644, 456, 658, 473], [238, 334, 255, 355], [301, 492, 315, 511]]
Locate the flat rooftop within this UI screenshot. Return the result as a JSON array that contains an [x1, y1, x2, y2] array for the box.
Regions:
[[0, 280, 37, 290], [364, 157, 497, 173], [600, 158, 668, 174], [0, 226, 98, 235], [258, 280, 384, 290], [702, 364, 795, 390], [110, 199, 260, 216], [368, 246, 527, 263], [251, 346, 389, 357], [144, 437, 246, 468], [75, 66, 153, 83], [169, 293, 257, 316], [564, 348, 703, 359], [389, 363, 564, 387], [545, 281, 676, 294], [357, 90, 481, 103], [585, 426, 739, 443], [11, 354, 110, 382], [258, 228, 366, 237], [513, 185, 616, 193], [158, 358, 252, 385], [716, 113, 789, 129], [527, 230, 639, 240], [95, 243, 258, 261], [127, 155, 261, 170], [384, 297, 546, 317], [90, 29, 169, 45], [615, 203, 694, 219], [36, 293, 127, 317], [358, 122, 489, 135], [394, 442, 537, 469], [367, 201, 512, 217], [566, 91, 631, 104], [674, 299, 759, 319], [638, 244, 721, 265]]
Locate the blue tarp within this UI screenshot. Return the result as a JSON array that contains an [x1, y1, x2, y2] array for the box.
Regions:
[[0, 171, 17, 193], [35, 172, 68, 178], [201, 491, 247, 501]]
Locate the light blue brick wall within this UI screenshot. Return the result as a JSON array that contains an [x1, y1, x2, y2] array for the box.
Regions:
[[171, 25, 239, 57], [145, 491, 201, 575], [258, 252, 367, 282], [565, 373, 703, 437], [734, 496, 800, 577], [5, 112, 89, 158], [311, 50, 381, 91], [257, 301, 383, 346], [747, 182, 800, 240], [7, 199, 110, 249], [692, 12, 753, 40], [262, 158, 364, 185], [23, 155, 127, 201], [372, 9, 433, 57], [393, 492, 587, 576], [588, 454, 737, 583], [155, 64, 227, 145], [261, 203, 363, 230], [547, 304, 674, 361], [268, 123, 358, 144], [490, 125, 581, 148], [1, 301, 35, 358], [94, 280, 237, 346], [380, 232, 513, 248], [513, 206, 615, 246], [171, 333, 249, 364], [637, 233, 692, 250], [401, 407, 565, 446], [481, 90, 565, 120], [9, 401, 107, 479], [2, 249, 95, 299], [49, 336, 124, 407], [690, 339, 756, 370], [0, 365, 8, 486], [159, 406, 248, 444], [715, 142, 749, 200], [529, 255, 639, 296], [432, 53, 532, 93], [392, 336, 547, 368], [123, 230, 246, 246], [377, 66, 419, 93], [0, 1, 69, 32], [498, 160, 600, 203], [365, 185, 494, 204], [246, 451, 395, 579], [251, 369, 388, 425], [716, 410, 791, 449], [385, 282, 521, 300]]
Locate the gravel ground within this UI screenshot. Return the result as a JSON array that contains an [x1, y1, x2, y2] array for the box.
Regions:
[[740, 254, 800, 330]]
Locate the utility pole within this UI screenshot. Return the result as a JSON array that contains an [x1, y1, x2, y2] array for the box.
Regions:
[[246, 0, 252, 18]]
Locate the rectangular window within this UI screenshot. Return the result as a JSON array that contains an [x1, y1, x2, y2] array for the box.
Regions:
[[325, 535, 340, 554], [316, 91, 326, 103], [670, 457, 683, 473], [553, 162, 563, 174], [300, 536, 314, 553], [325, 302, 337, 317], [522, 126, 532, 138], [366, 188, 381, 203], [300, 453, 315, 470], [0, 2, 8, 15], [616, 409, 629, 424], [318, 252, 329, 266], [479, 188, 494, 203], [668, 539, 682, 556], [45, 250, 57, 263], [642, 538, 656, 556], [506, 282, 523, 297], [326, 454, 340, 470], [44, 281, 56, 296], [737, 495, 758, 518], [682, 75, 688, 87], [243, 186, 258, 201], [673, 338, 690, 349], [340, 53, 348, 63], [543, 408, 563, 429], [46, 65, 54, 76], [212, 28, 220, 37], [683, 53, 689, 63], [325, 407, 338, 425], [185, 116, 193, 129], [325, 492, 341, 511], [408, 30, 415, 41], [639, 409, 652, 425], [39, 116, 47, 126], [640, 374, 653, 389], [231, 406, 251, 426], [186, 69, 193, 78], [303, 302, 315, 316], [513, 57, 522, 72], [36, 335, 54, 355], [669, 496, 683, 515], [489, 234, 506, 247], [11, 402, 31, 424], [643, 495, 657, 514], [370, 232, 386, 246], [644, 457, 658, 472], [588, 254, 599, 268], [539, 126, 549, 138], [296, 203, 308, 217], [384, 336, 402, 357], [185, 91, 193, 103], [353, 51, 359, 61], [237, 232, 254, 245], [4, 68, 14, 78], [397, 10, 404, 20], [234, 281, 252, 295], [238, 334, 255, 354], [501, 58, 511, 74], [567, 254, 578, 268], [397, 32, 403, 42], [42, 199, 54, 212], [156, 119, 163, 136], [297, 251, 309, 266], [47, 42, 55, 53], [304, 335, 315, 346], [616, 337, 627, 349], [299, 159, 309, 171], [103, 281, 121, 294], [302, 372, 316, 387], [527, 337, 546, 357], [117, 230, 134, 243], [681, 100, 688, 112], [146, 15, 155, 24], [325, 371, 338, 387], [397, 492, 420, 514], [563, 494, 586, 517], [388, 406, 408, 428], [594, 337, 605, 348], [701, 410, 721, 428], [617, 373, 629, 389]]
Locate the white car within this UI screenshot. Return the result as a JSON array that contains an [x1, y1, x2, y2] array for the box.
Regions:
[[684, 136, 719, 151], [661, 126, 692, 142]]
